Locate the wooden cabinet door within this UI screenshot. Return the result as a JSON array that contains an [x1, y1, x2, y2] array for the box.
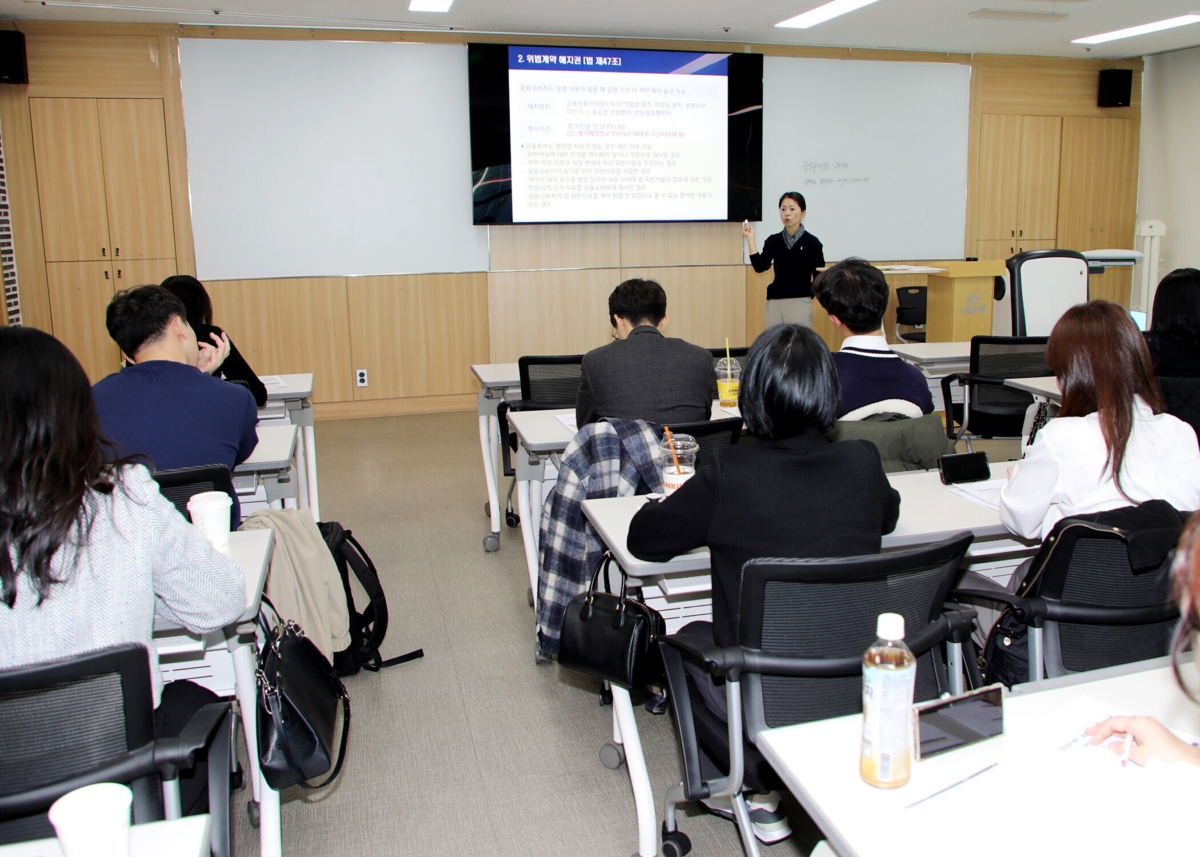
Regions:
[[46, 261, 118, 383], [29, 99, 111, 263], [975, 239, 1015, 261], [113, 258, 178, 291], [975, 114, 1021, 240], [1017, 116, 1061, 241], [1057, 117, 1140, 253], [98, 99, 177, 262]]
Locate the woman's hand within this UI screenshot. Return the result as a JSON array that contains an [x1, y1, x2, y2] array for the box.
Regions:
[[742, 221, 758, 256], [1086, 716, 1200, 767], [197, 331, 231, 375]]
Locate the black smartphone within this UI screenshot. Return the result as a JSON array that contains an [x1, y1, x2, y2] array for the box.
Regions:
[[913, 685, 1005, 760], [938, 451, 991, 485]]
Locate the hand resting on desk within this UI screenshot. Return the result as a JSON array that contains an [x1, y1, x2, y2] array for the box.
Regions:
[[1087, 716, 1200, 767]]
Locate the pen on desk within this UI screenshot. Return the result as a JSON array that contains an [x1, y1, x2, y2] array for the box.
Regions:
[[1120, 733, 1133, 767], [904, 763, 998, 809]]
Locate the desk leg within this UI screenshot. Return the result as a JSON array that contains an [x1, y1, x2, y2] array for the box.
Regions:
[[478, 395, 501, 537], [516, 479, 540, 598], [612, 686, 657, 857], [302, 424, 320, 523], [231, 635, 283, 857], [295, 430, 311, 511]]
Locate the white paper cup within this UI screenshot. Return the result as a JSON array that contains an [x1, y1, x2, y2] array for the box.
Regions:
[[187, 490, 232, 553], [48, 783, 132, 857]]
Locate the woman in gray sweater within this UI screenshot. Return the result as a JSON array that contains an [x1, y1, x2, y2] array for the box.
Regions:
[[0, 326, 245, 812]]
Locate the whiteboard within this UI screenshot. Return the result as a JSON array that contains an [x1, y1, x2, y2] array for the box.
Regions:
[[756, 57, 970, 262], [178, 40, 489, 281]]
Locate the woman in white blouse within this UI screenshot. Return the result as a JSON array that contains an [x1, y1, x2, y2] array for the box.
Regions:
[[1000, 300, 1200, 542]]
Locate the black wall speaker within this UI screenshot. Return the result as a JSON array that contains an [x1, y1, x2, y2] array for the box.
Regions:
[[1098, 68, 1132, 108], [0, 31, 29, 85]]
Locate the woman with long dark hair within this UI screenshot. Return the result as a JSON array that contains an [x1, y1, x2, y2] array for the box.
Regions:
[[1000, 300, 1200, 541], [0, 327, 244, 809], [161, 274, 268, 407], [1145, 267, 1200, 378]]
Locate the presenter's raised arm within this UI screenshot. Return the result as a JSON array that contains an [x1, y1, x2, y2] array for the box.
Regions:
[[743, 220, 759, 256]]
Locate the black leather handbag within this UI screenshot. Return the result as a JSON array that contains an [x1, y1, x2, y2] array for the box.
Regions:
[[558, 552, 666, 690], [257, 608, 351, 791]]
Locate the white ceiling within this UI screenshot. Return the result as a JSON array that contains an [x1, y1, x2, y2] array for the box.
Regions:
[[4, 0, 1200, 59]]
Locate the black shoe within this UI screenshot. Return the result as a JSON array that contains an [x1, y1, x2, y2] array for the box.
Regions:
[[644, 691, 669, 715]]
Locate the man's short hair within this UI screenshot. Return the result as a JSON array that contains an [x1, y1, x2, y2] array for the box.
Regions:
[[814, 258, 890, 335], [608, 278, 667, 328], [106, 285, 189, 358]]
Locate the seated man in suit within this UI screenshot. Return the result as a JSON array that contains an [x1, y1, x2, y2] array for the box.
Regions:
[[93, 285, 259, 515], [815, 258, 934, 419], [576, 278, 714, 427]]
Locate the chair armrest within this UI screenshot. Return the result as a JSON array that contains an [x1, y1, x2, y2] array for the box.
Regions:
[[951, 586, 1046, 627], [153, 702, 231, 781], [940, 604, 979, 645], [657, 640, 710, 802], [0, 746, 159, 820], [1041, 601, 1180, 626], [940, 374, 964, 439]]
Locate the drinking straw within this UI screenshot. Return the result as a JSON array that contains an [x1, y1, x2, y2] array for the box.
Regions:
[[663, 426, 683, 475], [725, 337, 732, 381]]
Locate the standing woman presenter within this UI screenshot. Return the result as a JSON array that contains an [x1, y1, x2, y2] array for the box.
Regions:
[[745, 191, 825, 329]]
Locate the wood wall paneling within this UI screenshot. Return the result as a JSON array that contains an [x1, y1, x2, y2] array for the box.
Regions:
[[975, 115, 1021, 241], [29, 98, 110, 262], [346, 273, 489, 400], [619, 265, 747, 351], [488, 223, 620, 271], [0, 85, 52, 331], [1017, 115, 1061, 240], [23, 34, 165, 98], [487, 268, 618, 362], [745, 267, 770, 345], [205, 277, 355, 403], [97, 98, 176, 261], [976, 239, 1014, 261], [619, 222, 743, 267], [113, 258, 178, 290], [158, 35, 197, 277], [976, 57, 1142, 118], [45, 260, 118, 383]]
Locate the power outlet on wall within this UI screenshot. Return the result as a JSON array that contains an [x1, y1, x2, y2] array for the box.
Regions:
[[356, 369, 368, 387]]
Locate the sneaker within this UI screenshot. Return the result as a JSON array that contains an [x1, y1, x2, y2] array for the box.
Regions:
[[700, 790, 792, 844]]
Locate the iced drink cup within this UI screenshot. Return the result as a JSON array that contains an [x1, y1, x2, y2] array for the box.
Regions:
[[659, 434, 699, 496], [715, 357, 741, 409]]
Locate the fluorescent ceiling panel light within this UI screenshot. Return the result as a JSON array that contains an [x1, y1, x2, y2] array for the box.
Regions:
[[409, 0, 454, 11], [776, 0, 881, 29], [25, 0, 454, 28], [1072, 14, 1200, 44], [969, 9, 1067, 22]]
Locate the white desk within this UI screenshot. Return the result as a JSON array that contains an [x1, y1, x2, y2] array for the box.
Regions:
[[1004, 375, 1061, 403], [471, 363, 522, 552], [757, 658, 1200, 857], [235, 424, 300, 508], [0, 815, 211, 857], [154, 529, 282, 857], [889, 341, 970, 412], [261, 373, 321, 521]]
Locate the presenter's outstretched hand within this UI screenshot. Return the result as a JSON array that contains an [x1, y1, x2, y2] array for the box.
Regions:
[[1087, 715, 1200, 767], [198, 331, 231, 375], [742, 220, 758, 256]]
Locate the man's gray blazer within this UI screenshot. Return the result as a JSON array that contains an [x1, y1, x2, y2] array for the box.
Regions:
[[575, 325, 714, 428]]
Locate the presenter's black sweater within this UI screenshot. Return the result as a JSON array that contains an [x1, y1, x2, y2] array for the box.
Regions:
[[750, 229, 825, 301]]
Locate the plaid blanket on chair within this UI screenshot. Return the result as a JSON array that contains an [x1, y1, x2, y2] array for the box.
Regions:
[[536, 418, 663, 655]]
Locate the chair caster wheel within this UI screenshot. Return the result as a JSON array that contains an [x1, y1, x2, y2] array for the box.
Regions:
[[661, 823, 692, 857], [247, 799, 260, 829], [484, 501, 490, 517], [599, 686, 613, 706], [527, 586, 535, 607], [506, 512, 520, 528], [599, 741, 625, 769], [483, 533, 500, 552]]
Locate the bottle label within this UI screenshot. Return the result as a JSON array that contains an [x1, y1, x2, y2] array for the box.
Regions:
[[861, 662, 915, 786]]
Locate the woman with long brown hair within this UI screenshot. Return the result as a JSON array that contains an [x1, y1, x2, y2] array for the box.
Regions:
[[1000, 300, 1200, 541]]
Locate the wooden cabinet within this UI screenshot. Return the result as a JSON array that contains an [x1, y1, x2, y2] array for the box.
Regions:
[[975, 237, 1057, 260], [113, 258, 179, 290], [975, 114, 1062, 245], [45, 261, 118, 382], [97, 99, 177, 261]]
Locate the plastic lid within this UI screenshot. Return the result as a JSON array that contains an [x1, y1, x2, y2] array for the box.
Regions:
[[876, 612, 905, 640], [715, 357, 741, 372]]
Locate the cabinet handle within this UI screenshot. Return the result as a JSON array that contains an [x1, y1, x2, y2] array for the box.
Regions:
[[1019, 230, 1023, 237], [104, 269, 109, 279], [101, 247, 106, 257], [1011, 230, 1014, 238], [117, 269, 123, 279], [114, 247, 120, 257]]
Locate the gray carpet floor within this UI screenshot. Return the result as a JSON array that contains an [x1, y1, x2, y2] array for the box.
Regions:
[[230, 413, 1019, 856]]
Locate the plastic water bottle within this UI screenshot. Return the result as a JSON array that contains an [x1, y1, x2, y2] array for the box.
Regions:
[[860, 612, 916, 788]]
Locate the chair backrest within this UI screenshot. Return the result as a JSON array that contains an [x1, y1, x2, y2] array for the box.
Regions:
[[1006, 249, 1088, 336], [736, 533, 974, 734], [0, 645, 159, 844], [152, 464, 236, 528], [894, 287, 928, 325], [518, 354, 584, 406], [968, 335, 1050, 429], [1158, 376, 1200, 441], [662, 417, 742, 469]]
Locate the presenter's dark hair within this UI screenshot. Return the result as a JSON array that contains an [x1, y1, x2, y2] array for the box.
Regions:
[[740, 324, 840, 440], [0, 327, 123, 607], [161, 274, 214, 330], [1046, 300, 1162, 500], [814, 258, 889, 334], [609, 278, 667, 328], [778, 191, 806, 211], [106, 285, 189, 358], [1150, 268, 1200, 343]]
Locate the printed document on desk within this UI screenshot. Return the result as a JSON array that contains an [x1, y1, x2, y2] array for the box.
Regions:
[[947, 478, 1007, 511], [259, 375, 286, 388], [555, 413, 579, 433]]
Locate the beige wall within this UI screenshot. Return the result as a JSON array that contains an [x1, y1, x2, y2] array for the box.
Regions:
[[0, 23, 1143, 417]]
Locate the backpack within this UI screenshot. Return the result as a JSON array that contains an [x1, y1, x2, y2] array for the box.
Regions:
[[318, 521, 424, 676]]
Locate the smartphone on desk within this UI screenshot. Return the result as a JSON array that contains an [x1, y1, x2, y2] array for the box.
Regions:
[[913, 685, 1005, 761], [938, 451, 990, 485]]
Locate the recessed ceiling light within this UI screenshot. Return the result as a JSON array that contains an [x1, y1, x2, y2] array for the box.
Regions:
[[776, 0, 882, 29], [969, 9, 1067, 22], [409, 0, 454, 12], [1072, 14, 1200, 45]]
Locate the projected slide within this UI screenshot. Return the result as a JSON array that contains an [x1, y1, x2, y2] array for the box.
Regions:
[[507, 46, 729, 223]]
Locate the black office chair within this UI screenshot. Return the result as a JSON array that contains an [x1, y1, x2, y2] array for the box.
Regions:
[[152, 463, 238, 530], [707, 347, 749, 403], [1158, 377, 1200, 441], [657, 533, 976, 857], [952, 502, 1188, 686], [941, 335, 1049, 450], [894, 286, 928, 343], [0, 645, 234, 857], [662, 417, 742, 469]]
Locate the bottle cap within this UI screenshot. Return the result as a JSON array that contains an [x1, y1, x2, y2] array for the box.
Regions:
[[876, 612, 905, 640]]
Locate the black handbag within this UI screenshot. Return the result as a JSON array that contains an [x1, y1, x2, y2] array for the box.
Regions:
[[558, 552, 666, 690], [256, 607, 351, 790]]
